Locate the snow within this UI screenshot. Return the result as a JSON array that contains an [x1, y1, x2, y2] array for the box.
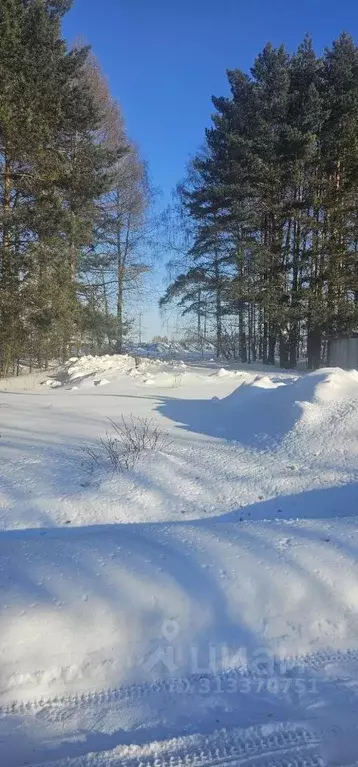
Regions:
[[126, 339, 216, 358], [1, 357, 358, 765]]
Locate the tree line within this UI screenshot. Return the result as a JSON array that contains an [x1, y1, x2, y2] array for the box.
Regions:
[[0, 0, 150, 376], [161, 34, 358, 368]]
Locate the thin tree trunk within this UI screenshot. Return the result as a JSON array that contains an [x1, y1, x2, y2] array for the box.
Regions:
[[247, 304, 252, 364], [101, 270, 111, 347], [289, 213, 300, 368], [69, 133, 78, 282], [2, 151, 11, 279], [1, 149, 12, 374], [197, 288, 201, 348], [262, 319, 268, 364], [214, 250, 222, 358], [238, 303, 247, 362], [268, 324, 276, 365], [117, 267, 124, 353], [251, 303, 257, 361]]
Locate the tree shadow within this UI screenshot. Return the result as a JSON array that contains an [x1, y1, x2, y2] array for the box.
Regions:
[[1, 504, 358, 764], [1, 371, 358, 762], [211, 483, 358, 523]]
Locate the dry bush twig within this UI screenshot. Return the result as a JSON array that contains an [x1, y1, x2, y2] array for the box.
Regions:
[[82, 415, 171, 474]]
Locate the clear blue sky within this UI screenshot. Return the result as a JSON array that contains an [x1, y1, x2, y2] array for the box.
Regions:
[[63, 0, 358, 338]]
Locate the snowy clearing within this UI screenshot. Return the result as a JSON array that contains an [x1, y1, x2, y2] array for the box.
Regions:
[[1, 355, 358, 766]]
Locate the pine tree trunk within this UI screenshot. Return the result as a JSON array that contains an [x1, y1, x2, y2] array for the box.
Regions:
[[69, 133, 78, 282], [251, 304, 257, 361], [289, 217, 300, 368], [1, 150, 12, 375], [197, 288, 201, 347], [258, 307, 263, 361], [214, 250, 222, 357], [289, 329, 298, 368], [279, 333, 289, 368], [2, 153, 11, 280], [262, 319, 268, 364], [248, 304, 253, 363], [70, 210, 76, 281], [216, 291, 222, 357], [268, 325, 276, 365], [238, 304, 247, 362], [307, 328, 322, 369]]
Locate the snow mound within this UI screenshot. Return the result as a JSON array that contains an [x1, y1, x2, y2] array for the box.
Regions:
[[43, 378, 63, 389], [251, 374, 286, 389], [2, 360, 358, 761], [2, 517, 358, 710], [127, 339, 216, 358], [217, 367, 233, 377], [291, 366, 358, 402], [212, 367, 251, 379], [58, 353, 189, 389], [66, 353, 136, 382], [212, 367, 358, 451], [224, 367, 358, 409]]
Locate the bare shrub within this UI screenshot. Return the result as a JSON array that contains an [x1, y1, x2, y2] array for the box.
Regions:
[[172, 374, 183, 388], [83, 415, 171, 474]]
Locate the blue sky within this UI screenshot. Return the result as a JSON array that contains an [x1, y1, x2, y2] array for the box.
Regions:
[[63, 0, 358, 339]]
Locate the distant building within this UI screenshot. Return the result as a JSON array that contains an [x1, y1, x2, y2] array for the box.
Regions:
[[328, 332, 358, 369]]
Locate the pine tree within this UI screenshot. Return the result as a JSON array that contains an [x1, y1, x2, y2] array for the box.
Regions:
[[320, 35, 358, 343], [0, 0, 85, 370], [161, 35, 358, 369], [0, 1, 132, 371], [0, 0, 75, 370]]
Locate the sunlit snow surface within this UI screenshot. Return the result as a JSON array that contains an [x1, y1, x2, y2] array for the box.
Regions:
[[1, 354, 358, 766]]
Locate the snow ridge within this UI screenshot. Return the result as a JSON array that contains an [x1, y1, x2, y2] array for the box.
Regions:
[[1, 358, 358, 764]]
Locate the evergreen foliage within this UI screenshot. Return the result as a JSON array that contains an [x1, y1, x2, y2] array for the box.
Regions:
[[161, 34, 358, 368], [0, 0, 148, 374]]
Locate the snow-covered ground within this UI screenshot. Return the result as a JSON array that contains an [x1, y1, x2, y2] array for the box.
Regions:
[[1, 354, 358, 766]]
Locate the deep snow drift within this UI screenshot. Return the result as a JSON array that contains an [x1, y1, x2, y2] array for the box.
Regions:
[[1, 357, 358, 766]]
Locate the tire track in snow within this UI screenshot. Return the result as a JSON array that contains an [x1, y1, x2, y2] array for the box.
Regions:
[[2, 646, 358, 717], [30, 721, 356, 767]]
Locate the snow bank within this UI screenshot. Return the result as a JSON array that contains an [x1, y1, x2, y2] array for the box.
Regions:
[[41, 353, 192, 390], [218, 367, 358, 449], [292, 366, 358, 402], [127, 339, 216, 357], [2, 517, 358, 707], [66, 353, 136, 381], [2, 362, 358, 763], [42, 352, 300, 392]]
